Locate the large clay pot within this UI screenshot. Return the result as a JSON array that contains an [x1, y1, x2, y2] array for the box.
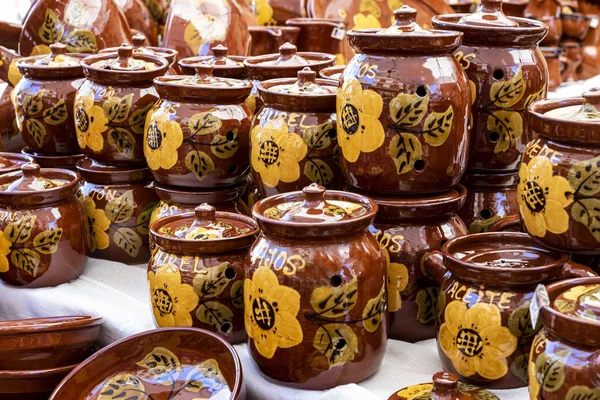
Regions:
[[114, 0, 159, 46], [340, 6, 470, 194], [433, 0, 549, 173], [19, 0, 132, 56]]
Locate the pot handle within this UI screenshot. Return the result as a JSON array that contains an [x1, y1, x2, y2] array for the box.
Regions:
[[560, 259, 598, 279], [489, 215, 522, 232], [588, 351, 600, 388], [424, 251, 449, 284]]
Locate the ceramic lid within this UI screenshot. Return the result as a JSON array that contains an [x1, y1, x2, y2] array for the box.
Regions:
[[389, 372, 499, 400], [553, 283, 600, 322], [458, 0, 518, 27], [0, 152, 33, 175], [76, 157, 152, 185], [347, 6, 462, 55], [16, 43, 85, 80], [267, 68, 336, 95], [0, 316, 102, 335], [178, 45, 247, 79], [21, 147, 83, 170], [528, 88, 600, 146], [253, 184, 377, 238], [81, 46, 169, 84], [100, 33, 178, 64]]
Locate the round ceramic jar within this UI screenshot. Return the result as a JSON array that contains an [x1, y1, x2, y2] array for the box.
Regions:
[[0, 163, 88, 288], [0, 153, 33, 175], [76, 157, 158, 265], [433, 0, 549, 172], [247, 184, 387, 389], [521, 89, 600, 255], [244, 42, 337, 114], [75, 46, 169, 166], [179, 45, 247, 78], [359, 185, 468, 343], [21, 148, 83, 171], [146, 65, 253, 189], [99, 33, 178, 70], [13, 43, 86, 155], [252, 68, 342, 197], [424, 232, 596, 389], [529, 277, 600, 400], [389, 372, 499, 400], [341, 6, 470, 194], [148, 204, 259, 344], [458, 171, 519, 234]]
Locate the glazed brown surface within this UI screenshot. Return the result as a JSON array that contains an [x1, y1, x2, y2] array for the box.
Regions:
[[0, 81, 22, 152], [286, 18, 345, 63], [22, 148, 83, 170], [526, 0, 562, 45], [389, 371, 500, 400], [178, 45, 247, 79], [0, 363, 77, 398], [0, 152, 33, 175], [248, 26, 300, 56], [578, 17, 600, 80], [560, 41, 583, 83], [542, 47, 565, 91], [115, 0, 159, 46]]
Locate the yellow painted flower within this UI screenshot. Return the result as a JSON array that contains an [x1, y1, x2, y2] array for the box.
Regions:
[[528, 354, 540, 400], [517, 156, 574, 238], [75, 94, 107, 152], [30, 45, 51, 56], [82, 197, 110, 252], [7, 59, 22, 87], [353, 13, 382, 29], [562, 284, 600, 301], [144, 110, 184, 171], [253, 0, 274, 26], [439, 301, 517, 380], [383, 247, 408, 313], [0, 232, 11, 273], [396, 384, 433, 399], [244, 266, 303, 359], [148, 264, 199, 327], [337, 78, 385, 162], [251, 120, 308, 188]]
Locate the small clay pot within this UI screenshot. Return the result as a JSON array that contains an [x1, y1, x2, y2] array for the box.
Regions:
[[342, 6, 470, 193], [252, 68, 343, 197], [248, 26, 301, 56], [319, 64, 345, 81], [0, 163, 88, 288], [525, 0, 562, 46], [522, 89, 600, 255], [389, 371, 499, 400], [149, 205, 259, 343], [179, 45, 247, 78], [0, 363, 78, 400], [14, 43, 86, 155], [433, 0, 549, 173], [541, 47, 566, 91], [529, 277, 600, 399], [560, 41, 583, 83], [447, 0, 477, 13], [76, 46, 169, 166], [147, 65, 253, 188], [286, 18, 346, 64], [99, 33, 178, 69], [77, 157, 158, 265], [458, 171, 519, 234], [424, 232, 596, 389], [248, 184, 387, 389], [0, 80, 23, 153], [0, 152, 33, 175], [561, 12, 592, 40], [579, 15, 600, 80], [502, 0, 529, 17], [21, 148, 83, 171]]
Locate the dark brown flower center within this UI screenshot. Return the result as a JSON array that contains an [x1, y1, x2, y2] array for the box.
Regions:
[[75, 108, 89, 133], [153, 288, 174, 314], [524, 181, 546, 213], [456, 328, 484, 357], [259, 140, 280, 166], [147, 122, 163, 150], [252, 297, 276, 330], [341, 103, 360, 135]]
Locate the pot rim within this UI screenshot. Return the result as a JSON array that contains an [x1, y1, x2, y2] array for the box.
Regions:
[[153, 75, 252, 103], [285, 17, 344, 27], [0, 315, 103, 335], [81, 52, 169, 84], [244, 52, 336, 72], [460, 171, 518, 189], [178, 55, 247, 78], [0, 152, 33, 175], [347, 29, 463, 55], [258, 76, 337, 111], [76, 157, 153, 185], [0, 166, 81, 206], [21, 148, 83, 169], [16, 53, 86, 80], [0, 363, 77, 379], [152, 181, 245, 205]]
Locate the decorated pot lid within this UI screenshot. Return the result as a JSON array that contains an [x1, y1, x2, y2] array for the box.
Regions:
[[389, 372, 499, 400], [179, 45, 246, 79], [16, 43, 85, 79], [347, 6, 462, 55], [458, 0, 518, 27], [0, 152, 33, 175], [553, 283, 600, 323], [76, 157, 152, 185], [100, 33, 178, 65], [265, 68, 336, 95]]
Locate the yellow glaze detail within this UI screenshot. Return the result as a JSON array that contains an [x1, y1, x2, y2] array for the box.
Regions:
[[148, 264, 199, 327]]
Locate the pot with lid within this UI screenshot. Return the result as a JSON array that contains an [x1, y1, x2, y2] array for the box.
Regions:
[[178, 44, 247, 78], [99, 33, 178, 69], [389, 371, 499, 400]]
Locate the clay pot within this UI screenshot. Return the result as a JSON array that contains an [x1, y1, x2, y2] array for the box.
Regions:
[[522, 89, 600, 255], [114, 0, 159, 46], [1, 363, 77, 400], [341, 6, 470, 194], [448, 0, 477, 13], [541, 47, 566, 91], [21, 148, 83, 171], [286, 18, 346, 64], [424, 232, 596, 389], [502, 0, 529, 17], [529, 277, 600, 399], [149, 205, 259, 343], [0, 80, 22, 152], [319, 64, 345, 81], [269, 0, 308, 24], [389, 371, 500, 400], [77, 157, 158, 264], [525, 0, 562, 46], [19, 0, 132, 56], [458, 171, 519, 234], [179, 44, 247, 78], [142, 0, 171, 36], [578, 16, 600, 80], [433, 0, 549, 173], [148, 65, 253, 188], [247, 184, 386, 389], [248, 26, 300, 56], [561, 12, 591, 40], [357, 185, 468, 342], [76, 46, 168, 166], [0, 163, 88, 288], [14, 43, 86, 155], [560, 41, 583, 83], [99, 33, 178, 69], [251, 68, 343, 197], [150, 181, 250, 226], [0, 21, 22, 51], [0, 153, 33, 175], [162, 0, 251, 59]]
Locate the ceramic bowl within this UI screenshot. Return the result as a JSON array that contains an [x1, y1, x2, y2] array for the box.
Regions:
[[50, 327, 245, 399], [0, 363, 78, 400], [561, 12, 592, 41]]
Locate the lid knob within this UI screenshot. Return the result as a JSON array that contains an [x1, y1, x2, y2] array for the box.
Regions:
[[21, 163, 41, 182], [583, 88, 600, 107], [212, 44, 229, 58], [117, 45, 134, 68], [279, 42, 298, 59], [431, 372, 459, 399], [459, 0, 518, 27], [49, 42, 67, 56], [132, 33, 147, 48], [194, 203, 217, 225], [297, 67, 317, 85], [391, 5, 420, 32], [194, 64, 215, 80], [302, 184, 326, 207]]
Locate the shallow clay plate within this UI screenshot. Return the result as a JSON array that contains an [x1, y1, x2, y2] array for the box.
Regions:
[[50, 328, 245, 400]]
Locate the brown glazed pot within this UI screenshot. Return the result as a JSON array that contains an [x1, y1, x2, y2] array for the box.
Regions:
[[77, 157, 158, 264], [99, 33, 178, 69], [14, 43, 86, 155], [319, 65, 345, 81], [458, 171, 519, 234], [19, 0, 132, 56], [149, 205, 259, 343], [0, 21, 22, 51], [114, 0, 159, 46], [163, 0, 251, 59], [388, 371, 500, 400], [0, 163, 88, 288], [541, 47, 565, 91], [561, 12, 591, 40], [341, 6, 470, 194], [147, 66, 253, 188], [0, 81, 22, 152], [22, 148, 84, 171], [286, 18, 346, 64], [247, 184, 387, 389], [76, 46, 168, 166], [424, 232, 596, 389], [502, 0, 529, 18], [560, 41, 583, 83], [579, 15, 600, 80], [0, 152, 33, 175], [150, 181, 250, 226], [0, 363, 77, 400], [525, 0, 562, 45], [448, 0, 477, 14], [359, 185, 468, 343], [179, 45, 247, 78], [0, 46, 23, 87], [529, 277, 600, 400], [0, 316, 102, 370], [248, 26, 301, 56], [433, 0, 549, 173], [50, 328, 246, 399], [521, 89, 600, 255], [252, 68, 342, 197]]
